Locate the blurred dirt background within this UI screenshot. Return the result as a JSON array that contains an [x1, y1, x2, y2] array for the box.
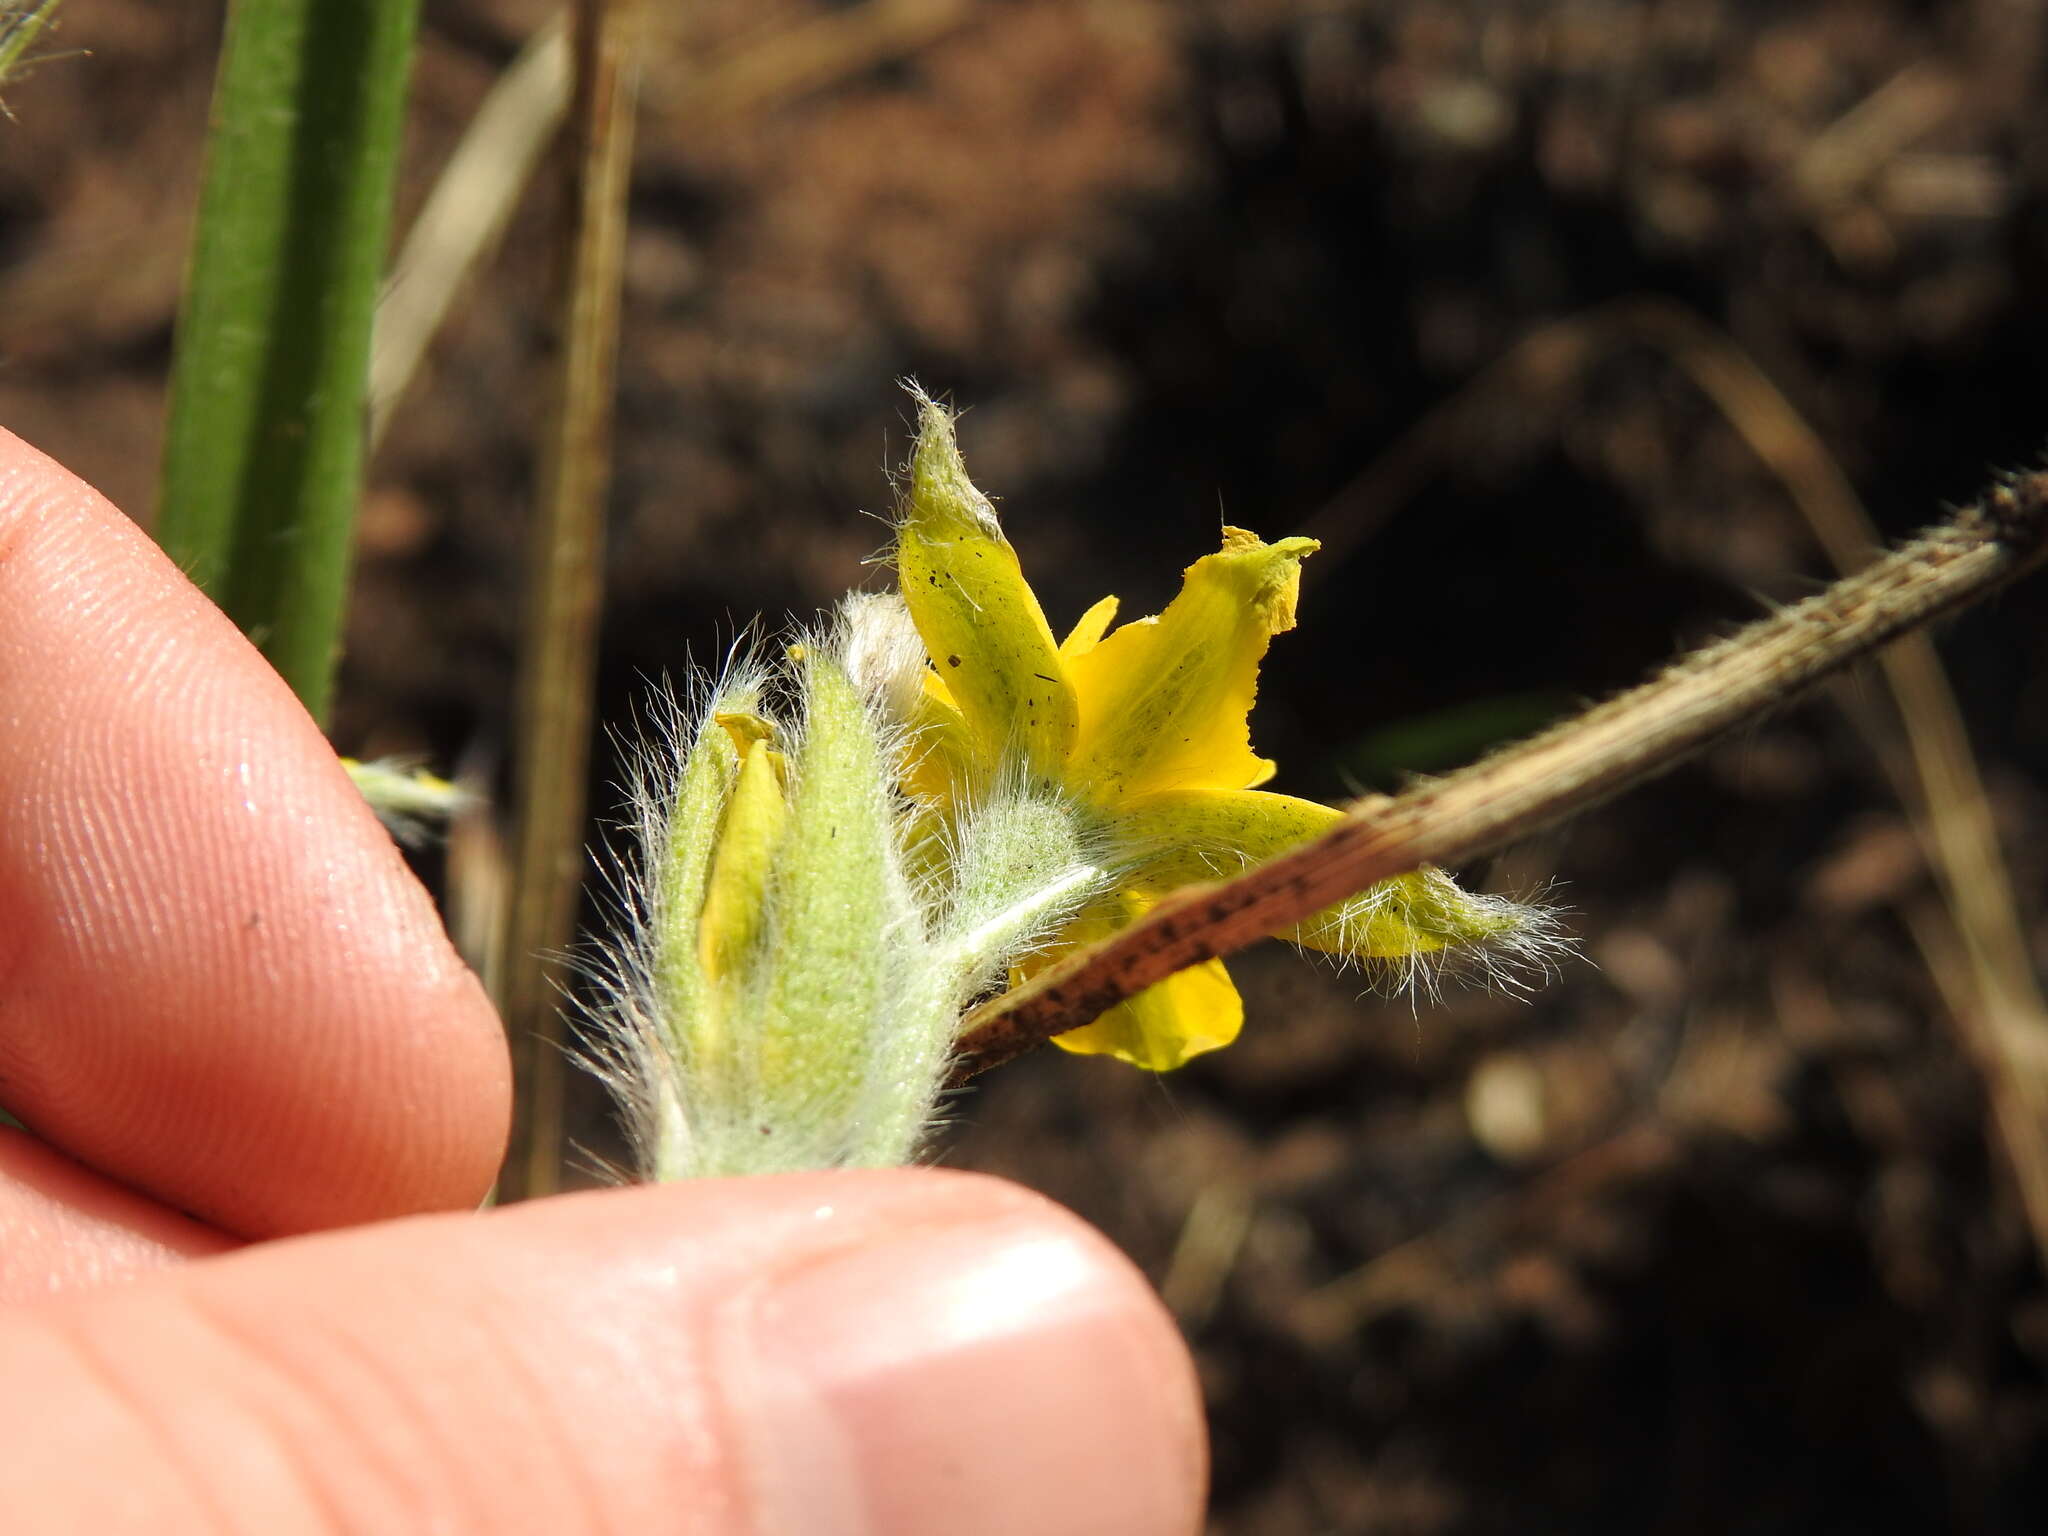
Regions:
[[9, 0, 2048, 1529]]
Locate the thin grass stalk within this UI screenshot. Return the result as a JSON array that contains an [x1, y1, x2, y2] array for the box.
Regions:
[[496, 0, 643, 1202], [155, 0, 420, 725], [368, 13, 572, 452]]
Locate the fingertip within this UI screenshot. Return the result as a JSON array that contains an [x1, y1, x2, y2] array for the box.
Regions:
[[0, 1170, 1206, 1534], [726, 1170, 1210, 1535], [0, 427, 511, 1235]]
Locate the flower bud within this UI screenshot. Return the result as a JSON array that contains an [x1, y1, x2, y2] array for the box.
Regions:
[[599, 648, 955, 1179]]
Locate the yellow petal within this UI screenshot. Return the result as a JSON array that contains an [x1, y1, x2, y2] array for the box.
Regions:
[[1065, 527, 1317, 804], [901, 673, 976, 810], [1020, 890, 1245, 1070], [1111, 786, 1341, 886], [1052, 958, 1244, 1070], [713, 707, 778, 757], [1112, 787, 1519, 958], [1060, 595, 1120, 660], [894, 390, 1076, 781], [697, 736, 789, 981]]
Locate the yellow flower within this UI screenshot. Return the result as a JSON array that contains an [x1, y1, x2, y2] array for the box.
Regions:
[[892, 391, 1541, 1070]]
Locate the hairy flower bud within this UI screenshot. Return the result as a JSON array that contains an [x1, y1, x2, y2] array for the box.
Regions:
[[594, 649, 952, 1179]]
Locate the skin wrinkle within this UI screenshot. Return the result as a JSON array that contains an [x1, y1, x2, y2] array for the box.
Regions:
[[187, 1195, 758, 1532], [97, 1249, 545, 1532], [715, 1204, 1205, 1535], [96, 1291, 366, 1531], [423, 1202, 773, 1528], [567, 1255, 739, 1536], [405, 1268, 619, 1532], [679, 1181, 1041, 1529], [6, 1142, 1200, 1529], [184, 1292, 366, 1536], [272, 1287, 542, 1530], [178, 1283, 424, 1534], [709, 1206, 992, 1534], [314, 1320, 493, 1529], [31, 1308, 236, 1530]]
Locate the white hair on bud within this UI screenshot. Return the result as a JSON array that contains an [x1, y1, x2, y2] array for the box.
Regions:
[[576, 648, 774, 1182], [835, 590, 931, 730], [928, 771, 1114, 1001], [1313, 874, 1576, 1010]]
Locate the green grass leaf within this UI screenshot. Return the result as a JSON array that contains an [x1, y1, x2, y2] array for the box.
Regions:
[[157, 0, 421, 725]]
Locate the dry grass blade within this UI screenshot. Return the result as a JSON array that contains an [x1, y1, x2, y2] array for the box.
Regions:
[[1300, 318, 1598, 571], [367, 0, 973, 456], [1293, 1125, 1679, 1347], [1159, 1180, 1257, 1326], [456, 1, 978, 1198], [498, 0, 644, 1203], [952, 478, 2048, 1079], [370, 13, 572, 450], [653, 0, 971, 127]]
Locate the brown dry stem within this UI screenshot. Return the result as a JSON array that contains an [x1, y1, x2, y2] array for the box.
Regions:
[[499, 0, 643, 1202]]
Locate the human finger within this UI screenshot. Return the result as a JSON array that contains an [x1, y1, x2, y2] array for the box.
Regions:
[[0, 1169, 1207, 1534], [0, 428, 510, 1237], [0, 1128, 235, 1304]]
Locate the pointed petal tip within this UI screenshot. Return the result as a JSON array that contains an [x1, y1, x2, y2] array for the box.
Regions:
[[1219, 525, 1320, 558], [900, 381, 1002, 542], [712, 708, 777, 754], [1060, 594, 1122, 658], [1210, 528, 1319, 632]]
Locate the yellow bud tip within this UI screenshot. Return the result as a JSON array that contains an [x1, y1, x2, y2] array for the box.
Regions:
[[713, 709, 777, 754], [696, 736, 789, 981]]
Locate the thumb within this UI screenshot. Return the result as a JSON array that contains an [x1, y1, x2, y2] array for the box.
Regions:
[[0, 1170, 1205, 1534]]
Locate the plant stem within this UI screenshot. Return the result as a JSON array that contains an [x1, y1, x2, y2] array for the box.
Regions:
[[156, 0, 420, 724], [496, 0, 643, 1202], [952, 471, 2048, 1078]]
